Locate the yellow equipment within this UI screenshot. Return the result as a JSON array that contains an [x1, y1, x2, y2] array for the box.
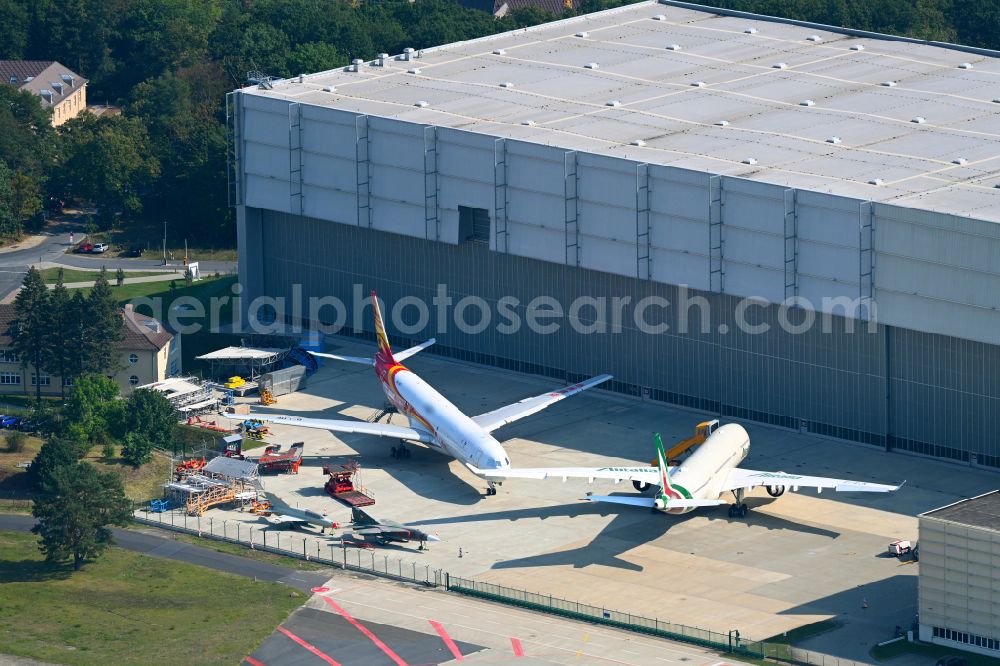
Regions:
[[259, 388, 276, 405], [653, 419, 720, 466], [225, 376, 246, 389]]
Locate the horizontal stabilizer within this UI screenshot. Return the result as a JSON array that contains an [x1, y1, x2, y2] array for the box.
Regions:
[[663, 499, 727, 508], [239, 412, 435, 444], [583, 495, 657, 508], [394, 338, 436, 362], [584, 495, 727, 510], [310, 351, 373, 365]]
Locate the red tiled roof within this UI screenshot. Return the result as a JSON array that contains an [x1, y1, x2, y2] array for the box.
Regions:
[[0, 303, 171, 351]]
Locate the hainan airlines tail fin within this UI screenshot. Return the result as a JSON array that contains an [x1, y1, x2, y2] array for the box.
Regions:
[[306, 292, 435, 366], [371, 290, 395, 362]]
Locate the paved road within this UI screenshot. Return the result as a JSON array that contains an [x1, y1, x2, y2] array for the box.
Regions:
[[0, 514, 327, 592], [0, 219, 236, 300]]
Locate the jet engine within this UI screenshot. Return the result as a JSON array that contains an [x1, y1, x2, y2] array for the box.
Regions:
[[632, 480, 650, 492], [766, 485, 786, 497], [654, 497, 666, 510]]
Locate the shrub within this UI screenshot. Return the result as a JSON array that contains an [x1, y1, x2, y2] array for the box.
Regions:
[[5, 430, 26, 453]]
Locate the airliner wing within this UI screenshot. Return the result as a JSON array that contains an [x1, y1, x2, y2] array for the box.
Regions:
[[472, 374, 613, 433], [244, 413, 435, 444], [472, 465, 660, 485], [723, 468, 902, 493], [394, 338, 436, 362], [272, 514, 309, 525]]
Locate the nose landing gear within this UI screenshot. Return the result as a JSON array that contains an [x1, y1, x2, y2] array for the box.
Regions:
[[485, 480, 498, 496]]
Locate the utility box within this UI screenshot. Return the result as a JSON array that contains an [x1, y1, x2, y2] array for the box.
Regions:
[[259, 365, 307, 397]]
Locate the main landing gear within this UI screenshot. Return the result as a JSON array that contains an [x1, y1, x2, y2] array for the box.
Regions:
[[485, 480, 499, 496], [390, 440, 411, 459], [728, 488, 749, 518]]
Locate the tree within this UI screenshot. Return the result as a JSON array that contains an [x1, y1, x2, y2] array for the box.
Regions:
[[123, 388, 176, 455], [0, 161, 18, 238], [31, 462, 132, 570], [28, 437, 79, 491], [64, 374, 121, 448], [120, 431, 152, 466], [82, 268, 123, 375], [10, 267, 50, 403], [67, 290, 88, 378], [42, 271, 75, 398], [116, 267, 125, 287], [57, 115, 160, 225]]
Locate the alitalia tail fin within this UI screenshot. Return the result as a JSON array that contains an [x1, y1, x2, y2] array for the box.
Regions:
[[654, 433, 678, 498]]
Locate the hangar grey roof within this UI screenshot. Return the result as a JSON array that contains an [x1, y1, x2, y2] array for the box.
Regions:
[[243, 0, 1000, 222], [922, 491, 1000, 532]]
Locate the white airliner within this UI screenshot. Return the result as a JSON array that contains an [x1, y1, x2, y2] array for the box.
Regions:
[[244, 291, 612, 495], [474, 422, 901, 516]]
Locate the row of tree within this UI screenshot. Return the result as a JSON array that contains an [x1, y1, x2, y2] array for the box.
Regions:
[[11, 266, 123, 401], [2, 0, 992, 245]]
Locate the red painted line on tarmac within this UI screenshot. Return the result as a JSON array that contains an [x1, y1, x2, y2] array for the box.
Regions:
[[244, 657, 267, 666], [428, 620, 463, 661], [321, 596, 409, 666], [511, 637, 525, 657], [276, 626, 342, 666]]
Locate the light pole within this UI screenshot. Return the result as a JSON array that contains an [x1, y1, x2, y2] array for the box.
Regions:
[[162, 219, 167, 265]]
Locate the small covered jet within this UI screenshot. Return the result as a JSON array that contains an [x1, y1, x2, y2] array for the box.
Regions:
[[256, 491, 338, 532], [345, 507, 439, 548], [476, 423, 901, 518]]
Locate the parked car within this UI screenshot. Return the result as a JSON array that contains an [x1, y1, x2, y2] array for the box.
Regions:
[[91, 243, 108, 253], [74, 243, 94, 254], [1, 416, 22, 429], [124, 245, 144, 257]]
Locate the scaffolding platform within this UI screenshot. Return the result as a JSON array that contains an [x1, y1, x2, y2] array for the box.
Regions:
[[323, 461, 375, 507], [258, 442, 303, 474]]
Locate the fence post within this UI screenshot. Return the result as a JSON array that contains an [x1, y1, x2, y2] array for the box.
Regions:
[[249, 527, 254, 549], [197, 514, 202, 536], [209, 517, 213, 535], [303, 538, 307, 560]]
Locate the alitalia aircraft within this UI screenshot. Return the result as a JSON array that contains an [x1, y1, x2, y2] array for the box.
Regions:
[[245, 291, 612, 496], [473, 423, 901, 516]]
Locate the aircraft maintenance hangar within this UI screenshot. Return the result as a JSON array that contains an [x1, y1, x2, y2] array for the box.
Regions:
[[228, 0, 1000, 468]]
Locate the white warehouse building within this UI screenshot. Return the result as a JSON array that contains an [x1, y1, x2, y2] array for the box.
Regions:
[[229, 1, 1000, 465]]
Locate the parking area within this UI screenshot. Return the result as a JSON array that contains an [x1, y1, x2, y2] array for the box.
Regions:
[[188, 338, 997, 661]]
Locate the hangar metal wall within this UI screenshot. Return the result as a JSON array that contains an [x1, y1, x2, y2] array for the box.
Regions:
[[233, 91, 1000, 348], [246, 208, 1000, 468]]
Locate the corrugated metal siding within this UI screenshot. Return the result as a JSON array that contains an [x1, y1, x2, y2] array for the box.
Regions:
[[238, 93, 1000, 347], [246, 209, 991, 464]]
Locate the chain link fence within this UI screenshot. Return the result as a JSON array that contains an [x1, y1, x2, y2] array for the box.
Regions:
[[446, 575, 765, 658], [133, 506, 870, 665]]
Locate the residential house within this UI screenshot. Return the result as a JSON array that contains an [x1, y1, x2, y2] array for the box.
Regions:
[[0, 60, 88, 126], [0, 303, 181, 395]]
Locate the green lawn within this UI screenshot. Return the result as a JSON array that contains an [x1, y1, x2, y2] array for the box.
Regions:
[[39, 267, 171, 284], [142, 526, 330, 572], [0, 437, 172, 506], [762, 619, 842, 661], [0, 530, 302, 665]]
